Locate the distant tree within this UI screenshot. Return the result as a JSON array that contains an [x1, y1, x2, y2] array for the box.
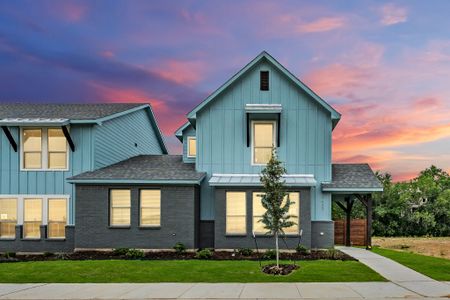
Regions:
[[259, 148, 294, 268]]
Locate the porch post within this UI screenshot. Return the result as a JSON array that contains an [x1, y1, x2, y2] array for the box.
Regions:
[[366, 194, 373, 249], [345, 196, 353, 247]]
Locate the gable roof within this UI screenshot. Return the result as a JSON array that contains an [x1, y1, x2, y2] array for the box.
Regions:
[[68, 155, 205, 185], [174, 121, 192, 142], [322, 164, 383, 192], [0, 103, 168, 154], [186, 51, 341, 128]]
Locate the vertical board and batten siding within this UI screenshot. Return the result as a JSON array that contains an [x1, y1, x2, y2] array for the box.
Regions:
[[0, 125, 94, 224], [182, 125, 196, 163], [94, 108, 163, 169], [196, 59, 332, 220]]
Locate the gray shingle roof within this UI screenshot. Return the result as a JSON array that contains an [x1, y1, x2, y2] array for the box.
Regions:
[[68, 155, 205, 184], [0, 103, 145, 120], [322, 164, 383, 191]]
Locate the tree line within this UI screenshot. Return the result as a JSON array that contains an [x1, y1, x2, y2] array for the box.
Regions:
[[332, 165, 450, 237]]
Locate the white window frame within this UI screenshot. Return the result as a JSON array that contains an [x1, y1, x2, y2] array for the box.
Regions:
[[187, 136, 196, 158], [20, 127, 69, 171], [47, 198, 68, 239], [251, 120, 276, 166], [0, 197, 18, 239]]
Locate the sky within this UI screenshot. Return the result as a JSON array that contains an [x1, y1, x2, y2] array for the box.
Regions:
[[0, 0, 449, 181]]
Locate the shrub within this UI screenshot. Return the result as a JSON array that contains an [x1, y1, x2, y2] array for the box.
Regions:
[[43, 251, 54, 258], [237, 248, 254, 256], [113, 248, 129, 256], [325, 248, 340, 259], [125, 249, 145, 259], [56, 253, 68, 260], [262, 249, 276, 260], [173, 242, 186, 254], [4, 252, 16, 258], [195, 249, 213, 259], [295, 245, 310, 255]]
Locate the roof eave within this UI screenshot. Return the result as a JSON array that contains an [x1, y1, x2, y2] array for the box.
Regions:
[[67, 178, 204, 185]]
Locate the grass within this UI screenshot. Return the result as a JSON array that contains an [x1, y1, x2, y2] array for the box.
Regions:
[[373, 236, 450, 259], [0, 259, 385, 283], [372, 247, 450, 281]]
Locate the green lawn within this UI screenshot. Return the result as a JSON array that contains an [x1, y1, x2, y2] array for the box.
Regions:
[[0, 259, 385, 283], [372, 247, 450, 281]]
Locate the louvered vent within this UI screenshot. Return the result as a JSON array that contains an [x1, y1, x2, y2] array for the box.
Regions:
[[260, 71, 269, 91]]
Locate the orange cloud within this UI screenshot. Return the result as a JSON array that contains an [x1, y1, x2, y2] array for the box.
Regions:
[[296, 17, 346, 33], [380, 4, 407, 26]]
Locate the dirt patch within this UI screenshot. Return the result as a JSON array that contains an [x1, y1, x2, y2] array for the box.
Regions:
[[373, 237, 450, 259], [262, 264, 298, 275]]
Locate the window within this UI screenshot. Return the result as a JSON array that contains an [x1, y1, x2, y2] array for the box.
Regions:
[[0, 198, 17, 239], [253, 192, 300, 235], [260, 71, 269, 90], [22, 128, 68, 170], [23, 129, 42, 169], [23, 198, 42, 239], [187, 137, 196, 158], [48, 129, 67, 169], [252, 192, 266, 234], [110, 189, 131, 226], [282, 192, 300, 235], [226, 192, 246, 234], [48, 198, 67, 239], [252, 121, 275, 165], [140, 190, 161, 227]]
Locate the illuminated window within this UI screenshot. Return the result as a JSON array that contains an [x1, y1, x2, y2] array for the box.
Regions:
[[140, 190, 161, 227], [48, 129, 67, 169], [226, 192, 246, 234], [23, 129, 42, 169], [0, 198, 17, 239], [110, 190, 131, 226], [252, 122, 275, 165], [48, 198, 67, 239], [23, 198, 42, 239], [252, 192, 266, 234], [187, 137, 196, 158]]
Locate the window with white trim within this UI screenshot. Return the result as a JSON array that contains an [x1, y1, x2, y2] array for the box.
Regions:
[[187, 137, 196, 158], [226, 192, 246, 234], [110, 189, 131, 226], [22, 128, 68, 170], [0, 198, 17, 239], [252, 121, 275, 165], [48, 198, 67, 238], [23, 198, 42, 239], [140, 190, 161, 227], [252, 192, 266, 234]]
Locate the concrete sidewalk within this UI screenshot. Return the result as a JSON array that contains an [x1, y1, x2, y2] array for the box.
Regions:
[[0, 282, 446, 299], [337, 246, 450, 298]]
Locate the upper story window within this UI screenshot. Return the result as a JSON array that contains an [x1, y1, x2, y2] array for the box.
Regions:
[[187, 136, 196, 158], [260, 71, 269, 91], [22, 128, 68, 171], [252, 121, 276, 165]]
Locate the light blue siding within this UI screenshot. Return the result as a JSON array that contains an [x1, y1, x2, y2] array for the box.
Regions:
[[0, 125, 94, 224], [182, 125, 196, 163], [195, 59, 332, 220], [94, 108, 163, 169]]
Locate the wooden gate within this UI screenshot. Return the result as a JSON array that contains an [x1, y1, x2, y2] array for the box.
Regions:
[[334, 219, 367, 246]]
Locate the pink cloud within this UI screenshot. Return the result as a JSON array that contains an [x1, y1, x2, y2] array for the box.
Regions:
[[154, 59, 208, 86], [380, 4, 407, 26], [100, 51, 115, 58], [296, 17, 346, 33]]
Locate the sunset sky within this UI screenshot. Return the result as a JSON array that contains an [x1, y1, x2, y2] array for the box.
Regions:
[[1, 0, 449, 181]]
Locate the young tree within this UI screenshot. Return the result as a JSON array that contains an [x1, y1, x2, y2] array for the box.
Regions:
[[259, 148, 295, 268]]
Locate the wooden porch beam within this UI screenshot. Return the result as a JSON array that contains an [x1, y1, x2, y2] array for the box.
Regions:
[[345, 197, 354, 247], [1, 126, 17, 152]]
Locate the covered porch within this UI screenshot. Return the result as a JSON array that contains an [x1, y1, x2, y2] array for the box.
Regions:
[[322, 164, 383, 249]]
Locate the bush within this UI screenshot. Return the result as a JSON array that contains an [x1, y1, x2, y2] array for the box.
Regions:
[[237, 248, 254, 256], [4, 252, 16, 258], [113, 248, 129, 256], [262, 249, 276, 260], [125, 249, 145, 259], [195, 249, 213, 259], [325, 248, 340, 259], [43, 251, 54, 258], [295, 244, 310, 255], [173, 242, 186, 254]]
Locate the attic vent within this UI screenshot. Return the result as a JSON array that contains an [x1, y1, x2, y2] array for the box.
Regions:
[[260, 71, 269, 91]]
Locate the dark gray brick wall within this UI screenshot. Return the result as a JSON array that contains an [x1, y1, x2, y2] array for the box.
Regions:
[[75, 185, 198, 249], [214, 188, 311, 249], [311, 220, 334, 249], [0, 225, 74, 253]]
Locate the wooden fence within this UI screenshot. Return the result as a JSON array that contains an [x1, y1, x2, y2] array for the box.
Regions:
[[334, 219, 367, 246]]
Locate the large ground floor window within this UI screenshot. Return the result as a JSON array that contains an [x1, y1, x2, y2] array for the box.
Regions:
[[0, 195, 69, 239]]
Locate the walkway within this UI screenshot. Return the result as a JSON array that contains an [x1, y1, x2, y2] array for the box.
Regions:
[[337, 246, 450, 297], [1, 282, 449, 299]]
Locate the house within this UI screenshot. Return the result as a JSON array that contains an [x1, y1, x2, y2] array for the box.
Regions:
[[0, 52, 382, 252]]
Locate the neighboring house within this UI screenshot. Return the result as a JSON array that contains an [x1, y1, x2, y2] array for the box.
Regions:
[[0, 52, 382, 252]]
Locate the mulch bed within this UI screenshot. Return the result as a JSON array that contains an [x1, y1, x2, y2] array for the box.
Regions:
[[0, 249, 354, 263], [262, 264, 299, 275]]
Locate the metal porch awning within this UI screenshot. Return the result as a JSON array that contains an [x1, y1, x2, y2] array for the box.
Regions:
[[209, 173, 316, 187], [245, 104, 282, 147]]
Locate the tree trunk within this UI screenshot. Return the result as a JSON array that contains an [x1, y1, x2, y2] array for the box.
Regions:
[[275, 231, 279, 268]]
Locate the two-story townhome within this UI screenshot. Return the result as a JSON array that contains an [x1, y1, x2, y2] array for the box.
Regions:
[[0, 52, 382, 253]]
